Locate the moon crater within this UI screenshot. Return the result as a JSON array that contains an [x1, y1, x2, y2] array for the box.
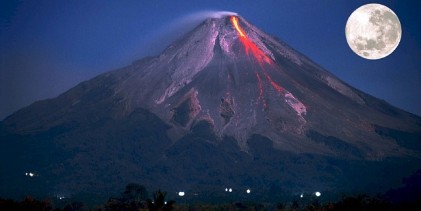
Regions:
[[345, 4, 401, 60]]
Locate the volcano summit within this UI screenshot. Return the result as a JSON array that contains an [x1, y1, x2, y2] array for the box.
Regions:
[[1, 15, 420, 201]]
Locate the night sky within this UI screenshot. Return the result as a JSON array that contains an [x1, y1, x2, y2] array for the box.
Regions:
[[1, 0, 420, 120]]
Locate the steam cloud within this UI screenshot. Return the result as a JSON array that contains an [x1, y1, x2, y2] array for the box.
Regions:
[[130, 11, 238, 58], [181, 10, 238, 21]]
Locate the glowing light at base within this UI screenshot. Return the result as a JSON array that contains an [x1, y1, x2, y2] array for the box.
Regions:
[[25, 172, 37, 177]]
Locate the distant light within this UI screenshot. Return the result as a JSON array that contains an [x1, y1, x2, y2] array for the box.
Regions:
[[246, 189, 251, 194], [178, 192, 185, 197], [165, 201, 167, 205], [229, 188, 232, 192], [25, 172, 36, 177], [225, 188, 228, 192], [300, 194, 304, 198], [315, 192, 321, 197]]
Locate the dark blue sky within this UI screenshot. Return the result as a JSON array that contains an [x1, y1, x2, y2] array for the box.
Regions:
[[1, 0, 420, 120]]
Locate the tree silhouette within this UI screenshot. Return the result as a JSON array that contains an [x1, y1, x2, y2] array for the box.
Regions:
[[104, 183, 148, 210], [122, 183, 148, 203], [0, 197, 52, 211], [146, 190, 175, 211]]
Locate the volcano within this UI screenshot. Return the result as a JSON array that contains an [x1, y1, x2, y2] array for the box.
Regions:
[[1, 15, 420, 201]]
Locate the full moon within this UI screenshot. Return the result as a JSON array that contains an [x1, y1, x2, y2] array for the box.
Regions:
[[345, 4, 401, 60]]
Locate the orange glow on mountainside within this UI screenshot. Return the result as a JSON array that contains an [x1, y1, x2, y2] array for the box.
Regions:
[[231, 16, 288, 108], [230, 16, 272, 65], [264, 72, 284, 93], [255, 72, 267, 108], [231, 16, 245, 37]]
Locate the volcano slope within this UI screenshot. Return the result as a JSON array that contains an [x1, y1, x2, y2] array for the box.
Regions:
[[1, 15, 420, 201]]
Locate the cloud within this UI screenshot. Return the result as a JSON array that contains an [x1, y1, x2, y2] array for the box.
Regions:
[[128, 10, 238, 58]]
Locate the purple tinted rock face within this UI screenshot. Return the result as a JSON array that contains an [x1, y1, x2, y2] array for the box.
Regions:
[[109, 15, 418, 157], [4, 15, 421, 158], [1, 15, 420, 199]]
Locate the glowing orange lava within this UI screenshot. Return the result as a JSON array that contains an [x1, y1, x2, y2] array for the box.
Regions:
[[231, 16, 245, 37], [230, 16, 286, 108], [230, 16, 272, 65], [264, 72, 284, 93]]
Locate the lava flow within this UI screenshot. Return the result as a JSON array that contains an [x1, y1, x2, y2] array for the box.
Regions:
[[231, 16, 286, 107], [230, 16, 272, 65], [255, 72, 267, 108]]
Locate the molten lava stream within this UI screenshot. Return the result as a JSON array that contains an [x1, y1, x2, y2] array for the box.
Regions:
[[230, 16, 272, 66], [263, 71, 284, 94], [231, 16, 286, 107]]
